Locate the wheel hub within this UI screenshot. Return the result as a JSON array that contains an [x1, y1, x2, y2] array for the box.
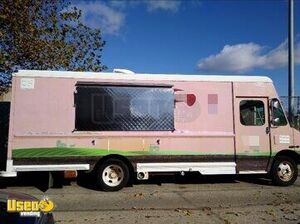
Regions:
[[277, 162, 293, 182], [109, 171, 117, 179], [102, 164, 124, 187]]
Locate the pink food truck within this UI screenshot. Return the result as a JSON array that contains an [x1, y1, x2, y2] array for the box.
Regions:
[[0, 69, 299, 191]]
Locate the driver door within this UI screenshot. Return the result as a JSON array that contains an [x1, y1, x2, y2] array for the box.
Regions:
[[234, 97, 271, 172]]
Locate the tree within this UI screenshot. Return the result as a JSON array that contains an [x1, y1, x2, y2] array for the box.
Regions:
[[0, 0, 106, 94]]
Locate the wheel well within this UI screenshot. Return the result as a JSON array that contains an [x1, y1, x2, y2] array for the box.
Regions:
[[94, 154, 134, 176], [273, 150, 300, 164], [267, 150, 299, 173]]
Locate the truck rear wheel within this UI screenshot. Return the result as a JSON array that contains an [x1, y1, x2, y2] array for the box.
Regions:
[[96, 159, 129, 191], [271, 156, 298, 186]]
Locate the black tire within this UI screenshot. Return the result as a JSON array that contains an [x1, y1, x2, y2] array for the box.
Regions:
[[95, 159, 129, 191], [271, 156, 298, 186]]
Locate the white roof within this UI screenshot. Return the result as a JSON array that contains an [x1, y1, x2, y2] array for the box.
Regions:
[[13, 70, 273, 83]]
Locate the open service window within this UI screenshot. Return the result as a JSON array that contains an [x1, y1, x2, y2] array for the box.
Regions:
[[74, 84, 174, 131]]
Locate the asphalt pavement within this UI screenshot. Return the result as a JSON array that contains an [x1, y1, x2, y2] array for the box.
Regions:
[[1, 171, 300, 224]]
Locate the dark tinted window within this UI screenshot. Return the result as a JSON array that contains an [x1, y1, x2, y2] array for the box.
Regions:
[[75, 85, 174, 131], [0, 102, 10, 170], [240, 100, 265, 126]]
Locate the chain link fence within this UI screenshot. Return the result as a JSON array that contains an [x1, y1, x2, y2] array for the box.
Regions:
[[280, 96, 300, 130]]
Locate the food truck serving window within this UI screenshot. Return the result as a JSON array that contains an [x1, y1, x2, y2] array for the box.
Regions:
[[75, 85, 174, 131]]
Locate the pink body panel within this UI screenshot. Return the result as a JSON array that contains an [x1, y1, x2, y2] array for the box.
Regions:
[[8, 76, 235, 158]]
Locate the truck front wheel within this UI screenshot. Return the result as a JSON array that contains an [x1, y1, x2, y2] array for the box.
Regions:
[[271, 156, 298, 186], [96, 159, 129, 191]]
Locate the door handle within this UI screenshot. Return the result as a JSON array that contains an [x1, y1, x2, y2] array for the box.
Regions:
[[266, 127, 270, 134]]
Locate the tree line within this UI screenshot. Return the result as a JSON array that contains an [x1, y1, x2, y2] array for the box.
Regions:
[[0, 0, 106, 95]]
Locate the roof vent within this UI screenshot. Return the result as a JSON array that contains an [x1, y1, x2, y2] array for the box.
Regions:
[[113, 69, 135, 74]]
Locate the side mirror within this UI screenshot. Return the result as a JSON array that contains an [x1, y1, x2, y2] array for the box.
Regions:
[[270, 98, 288, 127], [272, 117, 280, 126], [270, 99, 280, 127], [272, 100, 280, 109]]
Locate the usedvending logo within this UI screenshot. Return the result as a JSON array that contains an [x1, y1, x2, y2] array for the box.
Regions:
[[7, 196, 54, 217]]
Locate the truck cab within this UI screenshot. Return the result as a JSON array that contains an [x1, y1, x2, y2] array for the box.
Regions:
[[269, 98, 300, 185]]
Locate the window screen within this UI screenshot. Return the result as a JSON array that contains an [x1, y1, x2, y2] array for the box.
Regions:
[[240, 100, 265, 126], [75, 85, 174, 131]]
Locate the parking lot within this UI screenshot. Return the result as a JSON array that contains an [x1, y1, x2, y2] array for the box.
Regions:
[[1, 171, 300, 224]]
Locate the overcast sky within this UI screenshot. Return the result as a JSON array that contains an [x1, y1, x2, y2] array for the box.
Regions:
[[72, 0, 300, 96]]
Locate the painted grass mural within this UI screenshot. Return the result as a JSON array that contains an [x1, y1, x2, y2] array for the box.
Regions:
[[12, 148, 272, 158]]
